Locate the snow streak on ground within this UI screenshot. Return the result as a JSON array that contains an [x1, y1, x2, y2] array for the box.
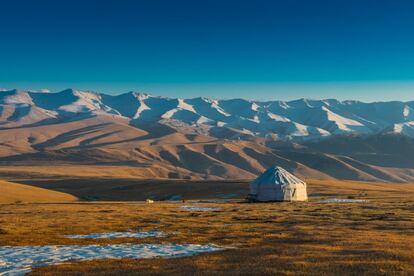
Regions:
[[318, 198, 369, 203], [180, 205, 222, 211], [65, 231, 164, 239], [0, 243, 222, 275]]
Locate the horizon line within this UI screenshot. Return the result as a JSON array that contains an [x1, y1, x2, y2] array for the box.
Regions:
[[1, 86, 413, 104]]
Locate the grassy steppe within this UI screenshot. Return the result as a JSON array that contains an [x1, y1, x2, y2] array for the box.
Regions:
[[0, 179, 413, 275]]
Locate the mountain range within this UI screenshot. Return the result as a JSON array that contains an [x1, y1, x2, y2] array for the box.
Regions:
[[1, 88, 414, 182]]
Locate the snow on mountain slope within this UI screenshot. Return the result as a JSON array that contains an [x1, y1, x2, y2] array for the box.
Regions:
[[30, 89, 115, 115], [136, 96, 178, 121], [160, 99, 202, 123], [101, 92, 150, 118], [218, 99, 258, 119], [57, 90, 104, 114], [0, 89, 33, 104], [266, 112, 290, 122], [321, 106, 370, 134], [186, 97, 230, 121], [392, 121, 414, 137], [1, 88, 414, 140], [339, 101, 414, 127], [177, 99, 196, 113]]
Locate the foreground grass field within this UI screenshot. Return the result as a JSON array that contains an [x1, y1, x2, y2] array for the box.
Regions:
[[0, 179, 413, 275]]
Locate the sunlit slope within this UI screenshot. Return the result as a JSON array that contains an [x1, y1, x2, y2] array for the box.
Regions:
[[0, 180, 77, 203]]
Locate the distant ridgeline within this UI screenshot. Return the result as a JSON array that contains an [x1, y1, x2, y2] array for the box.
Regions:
[[1, 88, 413, 141], [0, 88, 414, 182]]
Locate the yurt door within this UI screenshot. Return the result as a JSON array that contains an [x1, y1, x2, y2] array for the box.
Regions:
[[291, 188, 297, 200]]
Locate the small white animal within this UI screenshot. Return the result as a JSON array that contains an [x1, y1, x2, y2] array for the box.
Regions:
[[146, 199, 154, 204]]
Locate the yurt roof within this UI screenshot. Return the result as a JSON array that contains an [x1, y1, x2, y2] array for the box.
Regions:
[[253, 166, 306, 185]]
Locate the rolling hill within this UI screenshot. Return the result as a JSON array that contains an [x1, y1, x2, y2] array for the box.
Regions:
[[0, 180, 77, 203]]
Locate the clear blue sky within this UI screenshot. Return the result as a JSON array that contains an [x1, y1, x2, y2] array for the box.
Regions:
[[1, 0, 414, 101]]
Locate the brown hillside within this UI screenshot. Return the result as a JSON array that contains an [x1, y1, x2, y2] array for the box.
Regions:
[[0, 114, 414, 182], [0, 180, 77, 203]]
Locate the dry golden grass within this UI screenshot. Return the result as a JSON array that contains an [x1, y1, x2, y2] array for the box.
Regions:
[[0, 180, 77, 204], [0, 165, 164, 179], [0, 180, 413, 275]]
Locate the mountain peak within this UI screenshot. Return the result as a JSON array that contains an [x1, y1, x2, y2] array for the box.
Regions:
[[126, 91, 151, 100], [0, 88, 413, 140]]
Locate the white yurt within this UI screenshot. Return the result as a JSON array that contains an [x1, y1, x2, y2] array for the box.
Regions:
[[248, 166, 308, 202]]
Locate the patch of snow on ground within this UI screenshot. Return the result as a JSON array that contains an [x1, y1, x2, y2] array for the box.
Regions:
[[0, 243, 222, 275], [180, 206, 222, 212], [191, 199, 231, 203], [318, 198, 369, 203], [65, 231, 164, 239]]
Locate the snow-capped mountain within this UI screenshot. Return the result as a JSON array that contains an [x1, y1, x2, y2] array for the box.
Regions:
[[1, 88, 414, 182], [1, 88, 414, 141]]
